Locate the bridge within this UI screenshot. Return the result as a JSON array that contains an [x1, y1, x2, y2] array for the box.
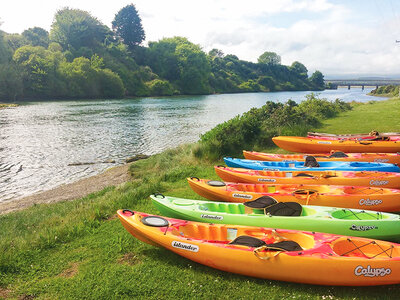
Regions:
[[324, 79, 400, 90]]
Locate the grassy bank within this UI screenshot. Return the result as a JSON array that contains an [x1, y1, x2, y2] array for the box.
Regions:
[[318, 98, 400, 134], [1, 97, 400, 299]]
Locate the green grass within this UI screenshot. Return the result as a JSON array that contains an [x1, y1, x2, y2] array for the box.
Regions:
[[317, 98, 400, 133], [1, 98, 400, 299]]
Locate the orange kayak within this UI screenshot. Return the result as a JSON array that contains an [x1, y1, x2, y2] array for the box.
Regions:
[[272, 136, 400, 153], [214, 166, 400, 189], [243, 150, 400, 164], [188, 177, 400, 212], [308, 131, 400, 141], [118, 210, 400, 286]]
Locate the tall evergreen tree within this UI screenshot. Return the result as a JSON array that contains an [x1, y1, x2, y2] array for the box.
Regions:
[[112, 4, 145, 49]]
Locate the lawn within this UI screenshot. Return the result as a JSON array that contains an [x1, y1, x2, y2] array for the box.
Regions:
[[1, 97, 400, 299]]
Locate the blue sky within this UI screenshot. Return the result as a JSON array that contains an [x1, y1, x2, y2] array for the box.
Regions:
[[1, 0, 400, 77]]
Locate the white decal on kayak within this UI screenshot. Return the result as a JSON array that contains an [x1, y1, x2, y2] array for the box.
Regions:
[[359, 198, 382, 206], [232, 193, 253, 200], [172, 241, 199, 252], [263, 168, 279, 171], [354, 265, 391, 277], [201, 214, 223, 220], [374, 159, 389, 163], [369, 180, 389, 186], [317, 141, 332, 144], [258, 178, 276, 183], [350, 225, 377, 231]]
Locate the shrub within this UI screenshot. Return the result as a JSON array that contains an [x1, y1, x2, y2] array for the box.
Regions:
[[146, 79, 175, 96], [194, 94, 352, 160]]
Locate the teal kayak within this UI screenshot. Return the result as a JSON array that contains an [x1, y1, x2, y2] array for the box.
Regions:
[[150, 194, 400, 241]]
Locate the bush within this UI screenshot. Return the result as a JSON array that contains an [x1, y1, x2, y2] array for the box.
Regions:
[[371, 85, 399, 97], [146, 79, 175, 96], [194, 94, 352, 160]]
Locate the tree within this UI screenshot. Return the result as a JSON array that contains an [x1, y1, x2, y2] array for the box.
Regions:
[[112, 4, 145, 49], [147, 37, 211, 94], [0, 30, 11, 64], [4, 33, 27, 51], [290, 61, 308, 79], [258, 51, 281, 65], [22, 27, 49, 48], [208, 48, 224, 58], [0, 63, 23, 100], [13, 45, 57, 97], [50, 8, 111, 51], [310, 70, 324, 88]]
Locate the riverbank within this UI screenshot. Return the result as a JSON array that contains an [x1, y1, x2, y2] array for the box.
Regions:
[[0, 103, 18, 109], [0, 163, 131, 215], [1, 97, 400, 299]]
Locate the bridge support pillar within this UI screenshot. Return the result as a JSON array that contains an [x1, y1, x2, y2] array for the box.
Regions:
[[348, 85, 350, 90], [376, 85, 379, 90], [362, 85, 364, 90]]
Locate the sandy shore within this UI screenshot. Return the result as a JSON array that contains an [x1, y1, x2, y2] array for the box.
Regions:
[[0, 163, 132, 215]]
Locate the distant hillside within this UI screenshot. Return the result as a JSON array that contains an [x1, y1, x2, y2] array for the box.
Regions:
[[0, 6, 324, 101]]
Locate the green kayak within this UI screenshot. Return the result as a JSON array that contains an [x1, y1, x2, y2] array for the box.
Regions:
[[150, 194, 400, 241]]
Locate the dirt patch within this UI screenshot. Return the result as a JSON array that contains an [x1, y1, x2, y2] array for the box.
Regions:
[[118, 253, 142, 266], [0, 163, 132, 215], [18, 295, 35, 300], [107, 214, 118, 221], [59, 262, 80, 278], [0, 287, 12, 299]]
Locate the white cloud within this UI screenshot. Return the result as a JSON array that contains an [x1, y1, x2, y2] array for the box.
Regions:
[[1, 0, 400, 76]]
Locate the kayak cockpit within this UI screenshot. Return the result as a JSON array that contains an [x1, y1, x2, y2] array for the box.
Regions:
[[331, 237, 400, 259]]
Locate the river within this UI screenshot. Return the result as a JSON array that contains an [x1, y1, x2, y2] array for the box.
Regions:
[[0, 87, 385, 203]]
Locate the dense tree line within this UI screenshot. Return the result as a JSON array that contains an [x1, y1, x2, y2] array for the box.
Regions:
[[0, 5, 325, 101]]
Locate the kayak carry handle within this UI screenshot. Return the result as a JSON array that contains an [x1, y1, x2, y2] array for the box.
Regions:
[[359, 141, 373, 145], [153, 192, 165, 198], [122, 209, 134, 216], [190, 177, 200, 181]]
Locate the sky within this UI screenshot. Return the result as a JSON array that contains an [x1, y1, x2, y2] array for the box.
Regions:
[[1, 0, 400, 78]]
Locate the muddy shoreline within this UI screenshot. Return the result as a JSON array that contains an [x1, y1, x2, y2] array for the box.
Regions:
[[0, 163, 132, 215]]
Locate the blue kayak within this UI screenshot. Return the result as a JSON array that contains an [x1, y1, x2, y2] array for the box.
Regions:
[[224, 157, 400, 172]]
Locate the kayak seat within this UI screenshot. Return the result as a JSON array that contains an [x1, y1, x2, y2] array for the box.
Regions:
[[329, 151, 348, 158], [264, 202, 302, 217], [295, 173, 314, 177], [229, 235, 266, 247], [229, 235, 302, 251], [244, 197, 302, 216], [243, 196, 278, 208], [304, 156, 320, 167]]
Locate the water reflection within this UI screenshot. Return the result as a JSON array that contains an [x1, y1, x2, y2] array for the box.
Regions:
[[0, 88, 384, 202]]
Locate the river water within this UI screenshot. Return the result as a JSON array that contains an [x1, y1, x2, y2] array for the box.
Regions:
[[0, 88, 385, 203]]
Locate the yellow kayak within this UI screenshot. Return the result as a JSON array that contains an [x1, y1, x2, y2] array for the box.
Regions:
[[118, 209, 400, 286]]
